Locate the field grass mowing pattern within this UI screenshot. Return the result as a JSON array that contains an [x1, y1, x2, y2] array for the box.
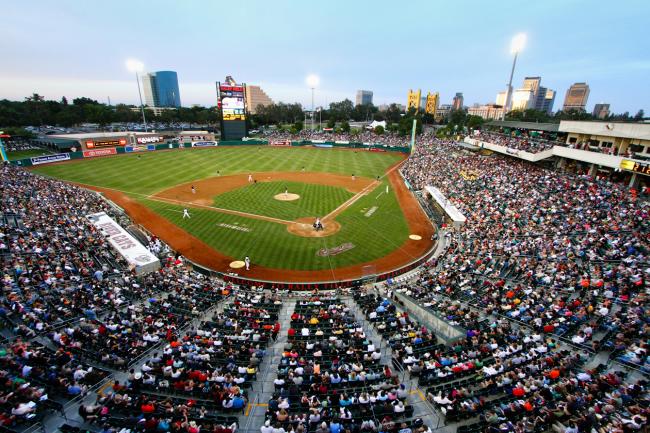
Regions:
[[212, 181, 352, 221], [33, 147, 402, 195]]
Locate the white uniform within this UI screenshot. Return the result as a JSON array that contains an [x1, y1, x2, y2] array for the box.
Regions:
[[248, 174, 253, 182], [182, 209, 190, 219], [245, 256, 250, 270]]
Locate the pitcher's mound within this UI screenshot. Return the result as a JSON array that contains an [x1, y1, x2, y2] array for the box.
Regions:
[[287, 217, 341, 238], [274, 193, 300, 201]]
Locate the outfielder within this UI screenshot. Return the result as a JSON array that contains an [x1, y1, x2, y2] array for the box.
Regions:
[[182, 208, 191, 219], [244, 256, 251, 270]]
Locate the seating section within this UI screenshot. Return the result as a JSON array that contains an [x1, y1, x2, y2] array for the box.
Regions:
[[267, 297, 418, 433]]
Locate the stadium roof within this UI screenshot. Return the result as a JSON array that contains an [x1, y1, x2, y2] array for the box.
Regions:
[[485, 120, 560, 132]]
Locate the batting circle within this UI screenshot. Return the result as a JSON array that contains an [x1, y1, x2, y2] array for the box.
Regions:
[[409, 234, 422, 240], [229, 260, 246, 269]]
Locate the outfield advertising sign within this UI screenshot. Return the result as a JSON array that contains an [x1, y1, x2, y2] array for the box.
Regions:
[[83, 148, 117, 158], [192, 141, 218, 147], [31, 153, 70, 165]]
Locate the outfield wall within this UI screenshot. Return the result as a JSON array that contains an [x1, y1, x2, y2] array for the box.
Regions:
[[11, 139, 409, 167]]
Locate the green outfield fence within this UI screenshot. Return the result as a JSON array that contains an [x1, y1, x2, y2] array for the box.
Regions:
[[10, 139, 410, 167]]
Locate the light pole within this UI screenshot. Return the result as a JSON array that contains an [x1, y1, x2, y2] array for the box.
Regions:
[[126, 59, 148, 132], [306, 74, 319, 131], [501, 33, 526, 120]]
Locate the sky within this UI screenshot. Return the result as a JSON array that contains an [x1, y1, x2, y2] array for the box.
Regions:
[[2, 0, 649, 114]]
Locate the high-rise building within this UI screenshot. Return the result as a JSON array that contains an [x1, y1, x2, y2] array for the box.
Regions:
[[406, 89, 421, 111], [593, 103, 610, 119], [539, 89, 556, 114], [142, 71, 181, 108], [425, 92, 439, 116], [511, 89, 535, 111], [435, 104, 452, 122], [498, 77, 556, 114], [245, 85, 273, 114], [356, 90, 373, 106], [452, 92, 464, 110], [563, 82, 590, 111]]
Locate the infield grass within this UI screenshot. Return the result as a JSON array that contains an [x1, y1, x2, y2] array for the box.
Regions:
[[212, 181, 353, 221]]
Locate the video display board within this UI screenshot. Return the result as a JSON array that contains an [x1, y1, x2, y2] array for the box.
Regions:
[[217, 82, 247, 140]]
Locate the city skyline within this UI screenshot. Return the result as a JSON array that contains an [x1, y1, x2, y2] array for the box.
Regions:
[[1, 0, 648, 114]]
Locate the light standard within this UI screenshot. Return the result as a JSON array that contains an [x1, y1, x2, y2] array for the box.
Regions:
[[501, 33, 526, 120], [306, 74, 319, 131], [126, 59, 148, 132]]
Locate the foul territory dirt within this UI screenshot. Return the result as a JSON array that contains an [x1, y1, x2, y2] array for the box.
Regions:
[[70, 165, 435, 283]]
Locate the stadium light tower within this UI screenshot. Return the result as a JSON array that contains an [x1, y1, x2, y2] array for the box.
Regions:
[[306, 74, 320, 131], [501, 33, 526, 120], [126, 58, 148, 132]]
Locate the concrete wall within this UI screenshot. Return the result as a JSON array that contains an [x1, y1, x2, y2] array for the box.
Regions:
[[393, 291, 465, 343]]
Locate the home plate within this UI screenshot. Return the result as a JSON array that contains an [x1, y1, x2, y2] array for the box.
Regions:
[[229, 261, 246, 269], [409, 235, 422, 240]]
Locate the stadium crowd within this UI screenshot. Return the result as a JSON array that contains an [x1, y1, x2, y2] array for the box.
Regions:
[[471, 131, 563, 153], [397, 138, 649, 431], [2, 132, 649, 433], [260, 130, 412, 147]]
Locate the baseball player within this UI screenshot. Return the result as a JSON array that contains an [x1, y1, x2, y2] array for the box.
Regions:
[[244, 256, 251, 270], [285, 186, 289, 197], [352, 173, 356, 181], [248, 173, 253, 182], [191, 185, 196, 194], [182, 208, 191, 219]]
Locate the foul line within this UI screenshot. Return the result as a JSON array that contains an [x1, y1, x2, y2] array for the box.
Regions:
[[323, 159, 406, 222]]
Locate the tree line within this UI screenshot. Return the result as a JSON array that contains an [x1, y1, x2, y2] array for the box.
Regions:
[[0, 94, 220, 128]]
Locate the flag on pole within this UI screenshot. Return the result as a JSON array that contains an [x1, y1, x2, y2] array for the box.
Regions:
[[409, 118, 417, 155]]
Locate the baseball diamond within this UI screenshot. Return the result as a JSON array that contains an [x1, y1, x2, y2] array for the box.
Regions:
[[33, 146, 435, 281]]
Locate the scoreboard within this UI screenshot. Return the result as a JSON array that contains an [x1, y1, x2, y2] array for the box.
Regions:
[[217, 82, 247, 140]]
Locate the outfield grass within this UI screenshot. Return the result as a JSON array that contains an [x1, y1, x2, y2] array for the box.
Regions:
[[7, 149, 53, 160], [33, 146, 412, 272], [138, 179, 409, 271], [34, 146, 401, 195], [212, 181, 353, 221]]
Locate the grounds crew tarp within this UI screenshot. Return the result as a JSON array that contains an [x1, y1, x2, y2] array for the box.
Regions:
[[86, 212, 160, 275]]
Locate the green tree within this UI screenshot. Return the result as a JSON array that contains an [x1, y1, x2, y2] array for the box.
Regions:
[[634, 109, 645, 120], [328, 99, 354, 121], [326, 118, 336, 129], [374, 125, 385, 135], [291, 121, 304, 133], [340, 120, 350, 132]]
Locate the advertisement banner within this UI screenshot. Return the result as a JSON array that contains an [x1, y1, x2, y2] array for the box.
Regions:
[[191, 141, 218, 147], [269, 140, 291, 146], [136, 136, 164, 144], [31, 153, 70, 165], [334, 140, 350, 144], [86, 212, 160, 275], [147, 144, 156, 151], [83, 148, 117, 158], [125, 145, 147, 152], [314, 144, 334, 148]]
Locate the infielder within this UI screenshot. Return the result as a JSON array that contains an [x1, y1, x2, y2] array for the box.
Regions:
[[182, 208, 191, 219], [245, 256, 251, 270], [248, 173, 253, 182], [191, 185, 196, 194]]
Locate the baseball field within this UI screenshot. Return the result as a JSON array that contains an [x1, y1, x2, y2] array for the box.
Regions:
[[32, 146, 435, 281]]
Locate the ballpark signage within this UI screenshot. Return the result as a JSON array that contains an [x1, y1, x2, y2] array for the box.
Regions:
[[31, 153, 70, 165], [192, 141, 218, 147], [86, 212, 160, 275], [136, 136, 164, 144], [86, 138, 127, 148], [83, 148, 117, 158], [317, 243, 355, 257]]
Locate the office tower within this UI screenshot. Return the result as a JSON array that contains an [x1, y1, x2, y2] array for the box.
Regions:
[[593, 103, 610, 119], [142, 71, 181, 107], [245, 85, 274, 114], [356, 90, 373, 106], [452, 92, 464, 110], [563, 82, 590, 111]]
